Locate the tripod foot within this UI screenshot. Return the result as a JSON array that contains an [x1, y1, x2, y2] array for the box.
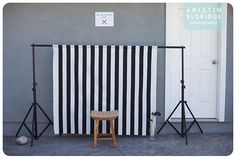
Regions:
[[15, 103, 53, 147], [157, 101, 203, 145]]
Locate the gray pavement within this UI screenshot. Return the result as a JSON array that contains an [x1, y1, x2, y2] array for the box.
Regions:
[[3, 133, 233, 156]]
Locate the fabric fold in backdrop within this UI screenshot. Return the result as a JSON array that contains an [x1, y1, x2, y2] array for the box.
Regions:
[[53, 45, 157, 136]]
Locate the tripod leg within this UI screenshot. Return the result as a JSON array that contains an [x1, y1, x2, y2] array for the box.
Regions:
[[36, 103, 53, 124], [35, 103, 54, 137], [38, 123, 51, 137], [184, 102, 203, 133], [16, 104, 34, 137], [157, 102, 181, 134]]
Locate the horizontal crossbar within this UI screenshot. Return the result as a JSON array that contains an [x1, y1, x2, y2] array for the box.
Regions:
[[31, 44, 185, 49]]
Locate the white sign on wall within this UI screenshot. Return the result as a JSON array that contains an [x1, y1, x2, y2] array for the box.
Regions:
[[95, 12, 114, 27]]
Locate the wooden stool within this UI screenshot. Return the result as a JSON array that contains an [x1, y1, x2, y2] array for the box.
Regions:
[[91, 110, 118, 148]]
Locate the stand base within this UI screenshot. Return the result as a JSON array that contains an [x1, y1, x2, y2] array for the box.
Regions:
[[157, 101, 203, 145], [16, 103, 53, 146]]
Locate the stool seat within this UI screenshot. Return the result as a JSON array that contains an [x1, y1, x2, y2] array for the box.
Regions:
[[91, 110, 118, 120]]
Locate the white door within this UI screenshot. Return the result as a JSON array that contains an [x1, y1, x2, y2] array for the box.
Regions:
[[165, 3, 226, 120]]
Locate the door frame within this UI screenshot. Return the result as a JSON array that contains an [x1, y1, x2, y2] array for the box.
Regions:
[[165, 3, 227, 122]]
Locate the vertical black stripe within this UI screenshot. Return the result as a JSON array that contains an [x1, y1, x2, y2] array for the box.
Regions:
[[74, 45, 79, 134], [138, 46, 144, 135], [114, 45, 119, 134], [106, 46, 111, 134], [90, 45, 95, 134], [146, 46, 152, 135], [122, 46, 127, 135], [66, 45, 71, 133], [130, 46, 136, 135], [58, 45, 63, 135], [82, 45, 87, 134], [98, 45, 103, 134]]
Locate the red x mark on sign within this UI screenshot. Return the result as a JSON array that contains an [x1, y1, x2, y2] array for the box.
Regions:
[[102, 19, 107, 24]]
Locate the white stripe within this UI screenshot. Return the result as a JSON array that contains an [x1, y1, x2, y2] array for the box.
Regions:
[[134, 46, 140, 135], [151, 46, 158, 124], [53, 45, 59, 134], [142, 46, 148, 136], [102, 45, 107, 134], [94, 45, 99, 131], [110, 46, 115, 111], [62, 45, 67, 134], [118, 46, 123, 135], [70, 45, 75, 134], [78, 45, 83, 134], [94, 46, 99, 112], [126, 46, 132, 135], [86, 46, 91, 134]]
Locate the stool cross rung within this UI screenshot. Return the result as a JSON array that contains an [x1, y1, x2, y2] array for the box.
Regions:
[[97, 138, 113, 141]]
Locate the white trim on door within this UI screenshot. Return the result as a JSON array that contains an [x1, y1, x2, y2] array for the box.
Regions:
[[165, 3, 227, 122], [217, 4, 227, 122]]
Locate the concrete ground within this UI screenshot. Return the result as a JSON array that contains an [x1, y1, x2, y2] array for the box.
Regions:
[[3, 133, 233, 156]]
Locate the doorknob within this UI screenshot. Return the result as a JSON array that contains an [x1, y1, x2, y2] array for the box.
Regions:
[[212, 59, 218, 64]]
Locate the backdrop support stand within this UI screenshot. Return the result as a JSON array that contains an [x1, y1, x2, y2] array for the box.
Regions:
[[157, 46, 203, 145], [15, 44, 203, 146], [15, 44, 53, 147]]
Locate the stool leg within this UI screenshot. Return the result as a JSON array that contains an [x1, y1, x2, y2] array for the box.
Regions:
[[110, 120, 117, 147], [93, 120, 99, 148]]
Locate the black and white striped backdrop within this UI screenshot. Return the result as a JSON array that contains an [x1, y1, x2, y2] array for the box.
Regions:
[[53, 45, 157, 136]]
